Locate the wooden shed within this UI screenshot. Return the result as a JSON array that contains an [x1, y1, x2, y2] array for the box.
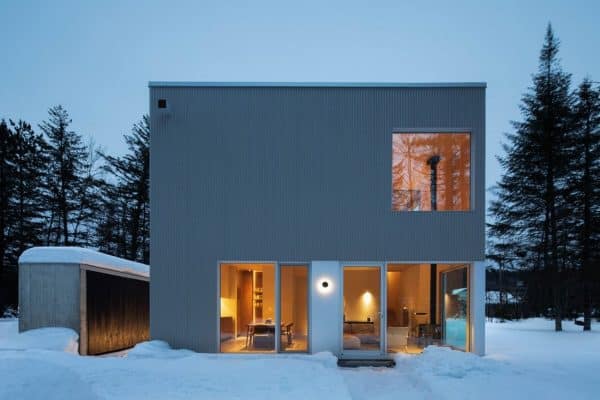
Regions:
[[18, 247, 150, 355]]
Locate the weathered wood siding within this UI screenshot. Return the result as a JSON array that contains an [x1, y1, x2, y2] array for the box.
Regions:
[[86, 271, 149, 355]]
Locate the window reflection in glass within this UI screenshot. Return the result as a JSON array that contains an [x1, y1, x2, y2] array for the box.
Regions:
[[392, 133, 470, 211], [441, 266, 468, 351]]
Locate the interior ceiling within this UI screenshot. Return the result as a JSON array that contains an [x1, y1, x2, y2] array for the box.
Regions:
[[387, 264, 429, 272], [223, 263, 275, 272], [343, 266, 382, 271], [223, 263, 464, 272]]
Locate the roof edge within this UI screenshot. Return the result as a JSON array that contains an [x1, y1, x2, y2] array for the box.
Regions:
[[19, 246, 150, 278], [148, 81, 487, 88]]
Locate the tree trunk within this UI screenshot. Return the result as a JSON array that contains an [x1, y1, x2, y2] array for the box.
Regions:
[[583, 302, 592, 331], [554, 312, 563, 331], [582, 117, 592, 331], [548, 142, 562, 332]]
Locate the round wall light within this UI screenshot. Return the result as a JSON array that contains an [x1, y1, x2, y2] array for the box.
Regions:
[[317, 278, 333, 295]]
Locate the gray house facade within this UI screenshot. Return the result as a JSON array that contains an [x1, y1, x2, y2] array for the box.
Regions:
[[149, 82, 486, 358]]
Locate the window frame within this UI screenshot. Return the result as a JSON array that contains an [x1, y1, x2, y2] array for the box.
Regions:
[[390, 129, 474, 213], [217, 260, 311, 354], [438, 263, 471, 352]]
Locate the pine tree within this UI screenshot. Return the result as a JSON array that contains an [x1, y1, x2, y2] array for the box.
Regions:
[[569, 79, 600, 330], [96, 181, 128, 258], [0, 119, 49, 312], [40, 106, 100, 246], [7, 120, 48, 263], [96, 116, 149, 263], [489, 24, 574, 331], [0, 120, 15, 278]]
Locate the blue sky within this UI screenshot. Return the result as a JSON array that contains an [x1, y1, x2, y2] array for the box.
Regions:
[[1, 0, 599, 203]]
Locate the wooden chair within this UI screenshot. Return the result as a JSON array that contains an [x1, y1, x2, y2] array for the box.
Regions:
[[250, 324, 274, 349], [281, 322, 294, 346], [246, 324, 254, 348]]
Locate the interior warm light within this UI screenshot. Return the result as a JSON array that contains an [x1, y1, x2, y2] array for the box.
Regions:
[[220, 297, 235, 317], [362, 291, 373, 305]]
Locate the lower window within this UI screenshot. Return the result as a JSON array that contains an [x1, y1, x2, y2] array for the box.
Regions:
[[440, 265, 469, 351], [220, 263, 276, 353], [219, 263, 308, 353]]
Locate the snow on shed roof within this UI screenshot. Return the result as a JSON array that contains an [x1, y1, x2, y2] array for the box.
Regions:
[[19, 247, 149, 278]]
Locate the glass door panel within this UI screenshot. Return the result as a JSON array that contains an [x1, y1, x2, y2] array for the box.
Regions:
[[441, 266, 468, 350], [279, 265, 309, 352], [342, 266, 383, 352]]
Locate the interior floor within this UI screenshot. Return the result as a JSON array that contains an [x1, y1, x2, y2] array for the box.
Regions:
[[220, 335, 308, 353], [219, 263, 469, 355], [387, 345, 425, 354]]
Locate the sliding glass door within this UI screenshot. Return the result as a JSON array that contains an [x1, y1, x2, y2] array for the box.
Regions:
[[440, 266, 469, 351], [279, 265, 309, 352], [342, 265, 385, 355]]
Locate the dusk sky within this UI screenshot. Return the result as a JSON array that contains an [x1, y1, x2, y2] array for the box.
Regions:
[[2, 0, 599, 203]]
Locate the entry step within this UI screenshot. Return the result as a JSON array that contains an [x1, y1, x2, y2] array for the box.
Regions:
[[337, 358, 396, 368]]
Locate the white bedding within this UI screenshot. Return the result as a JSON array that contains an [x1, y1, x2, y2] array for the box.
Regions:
[[343, 334, 361, 349]]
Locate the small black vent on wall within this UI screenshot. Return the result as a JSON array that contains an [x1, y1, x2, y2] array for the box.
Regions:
[[157, 99, 167, 109]]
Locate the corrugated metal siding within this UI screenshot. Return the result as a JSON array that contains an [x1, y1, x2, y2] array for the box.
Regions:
[[150, 85, 485, 351]]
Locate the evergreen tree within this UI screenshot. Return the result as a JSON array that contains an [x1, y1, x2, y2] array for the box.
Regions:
[[40, 106, 100, 246], [96, 181, 128, 258], [7, 120, 48, 263], [0, 119, 49, 312], [569, 79, 600, 330], [0, 120, 15, 278], [96, 116, 149, 263], [489, 24, 574, 331]]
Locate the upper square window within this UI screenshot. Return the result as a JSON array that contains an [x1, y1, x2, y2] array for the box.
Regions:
[[392, 133, 470, 211]]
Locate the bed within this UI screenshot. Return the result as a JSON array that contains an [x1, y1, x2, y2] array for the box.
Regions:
[[343, 321, 380, 349]]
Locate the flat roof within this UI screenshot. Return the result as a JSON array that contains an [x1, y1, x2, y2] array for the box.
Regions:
[[19, 247, 150, 278], [148, 81, 486, 88]]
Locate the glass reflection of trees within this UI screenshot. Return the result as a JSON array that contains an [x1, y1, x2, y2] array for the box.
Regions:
[[392, 133, 470, 211]]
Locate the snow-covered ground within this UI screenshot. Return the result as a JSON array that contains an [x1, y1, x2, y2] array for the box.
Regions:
[[344, 319, 600, 399], [0, 318, 598, 400]]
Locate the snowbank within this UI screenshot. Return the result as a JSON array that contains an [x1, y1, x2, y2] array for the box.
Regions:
[[19, 246, 149, 278], [403, 345, 497, 378], [0, 319, 78, 353], [128, 340, 197, 359]]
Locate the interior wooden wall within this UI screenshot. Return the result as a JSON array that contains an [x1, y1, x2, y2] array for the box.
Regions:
[[236, 270, 253, 336]]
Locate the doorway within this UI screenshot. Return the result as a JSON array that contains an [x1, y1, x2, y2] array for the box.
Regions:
[[341, 265, 385, 355], [440, 265, 469, 351], [279, 264, 309, 352]]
